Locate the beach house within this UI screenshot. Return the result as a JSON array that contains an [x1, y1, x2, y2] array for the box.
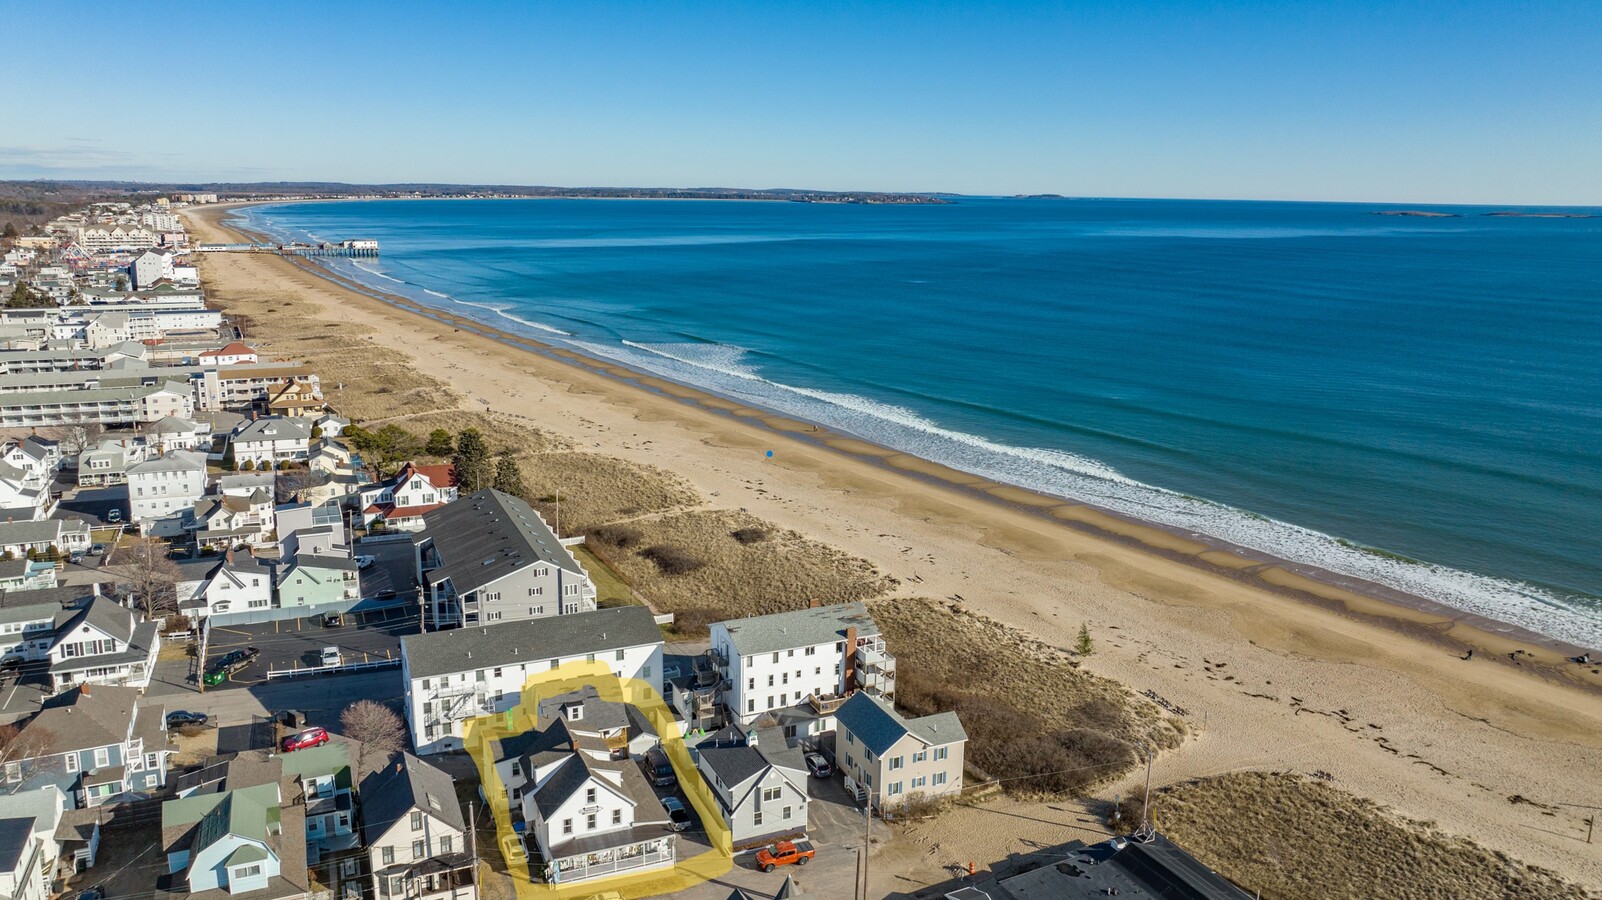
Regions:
[[834, 692, 966, 810], [46, 594, 162, 691], [175, 552, 275, 623], [0, 517, 92, 559], [400, 605, 663, 754], [414, 489, 595, 630], [361, 752, 477, 900], [230, 416, 313, 469], [694, 726, 810, 846], [491, 717, 676, 885], [358, 461, 458, 533], [160, 778, 306, 900]]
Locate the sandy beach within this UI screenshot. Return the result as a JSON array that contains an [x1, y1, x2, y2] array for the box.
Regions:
[[185, 202, 1602, 889]]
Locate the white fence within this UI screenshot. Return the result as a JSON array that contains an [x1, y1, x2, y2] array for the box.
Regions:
[[266, 656, 400, 680]]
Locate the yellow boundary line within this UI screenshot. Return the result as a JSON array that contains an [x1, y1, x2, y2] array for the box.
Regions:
[[463, 660, 733, 899]]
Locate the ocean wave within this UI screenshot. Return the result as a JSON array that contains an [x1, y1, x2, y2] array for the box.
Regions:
[[446, 297, 572, 336], [577, 340, 1602, 648], [352, 264, 408, 285]]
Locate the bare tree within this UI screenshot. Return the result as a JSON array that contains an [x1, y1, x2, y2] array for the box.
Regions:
[[340, 700, 406, 775], [52, 422, 105, 458], [112, 535, 182, 621], [0, 720, 55, 792]]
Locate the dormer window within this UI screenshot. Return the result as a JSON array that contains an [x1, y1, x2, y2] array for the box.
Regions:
[[566, 705, 582, 721]]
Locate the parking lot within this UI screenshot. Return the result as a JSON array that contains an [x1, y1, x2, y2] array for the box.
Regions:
[[55, 482, 127, 527], [352, 536, 419, 599], [201, 604, 417, 688]]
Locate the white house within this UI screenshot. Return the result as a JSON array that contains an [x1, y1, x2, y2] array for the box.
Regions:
[[711, 601, 896, 733], [361, 752, 477, 900], [0, 460, 55, 522], [0, 518, 91, 558], [142, 415, 210, 453], [126, 450, 208, 537], [0, 817, 47, 900], [695, 726, 810, 846], [46, 595, 162, 692], [176, 553, 275, 622], [400, 606, 663, 755], [231, 416, 313, 469], [834, 692, 966, 811], [190, 489, 276, 549], [492, 717, 675, 885], [358, 462, 457, 533], [198, 341, 258, 367]]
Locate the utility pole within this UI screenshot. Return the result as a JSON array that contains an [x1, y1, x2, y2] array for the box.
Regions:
[[860, 789, 875, 900], [1142, 743, 1154, 832], [417, 584, 428, 633], [468, 800, 478, 895], [554, 488, 560, 537]]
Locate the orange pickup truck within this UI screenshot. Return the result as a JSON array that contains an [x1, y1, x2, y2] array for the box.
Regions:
[[756, 840, 815, 873]]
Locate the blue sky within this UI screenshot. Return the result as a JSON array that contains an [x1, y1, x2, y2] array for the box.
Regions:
[[4, 1, 1600, 203]]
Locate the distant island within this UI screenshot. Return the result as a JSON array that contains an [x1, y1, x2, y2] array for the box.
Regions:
[[1484, 211, 1598, 218], [1375, 210, 1461, 217]]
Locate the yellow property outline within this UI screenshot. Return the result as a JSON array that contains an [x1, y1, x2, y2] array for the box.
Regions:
[[463, 660, 733, 899]]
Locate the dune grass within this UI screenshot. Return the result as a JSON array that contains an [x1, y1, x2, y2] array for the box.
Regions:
[[588, 509, 896, 632], [521, 452, 700, 535], [1126, 772, 1595, 900], [873, 597, 1185, 797]]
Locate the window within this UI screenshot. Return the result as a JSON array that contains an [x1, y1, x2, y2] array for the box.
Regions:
[[889, 756, 904, 770], [586, 812, 597, 830], [616, 649, 625, 661], [787, 649, 795, 658], [762, 787, 782, 803], [411, 811, 423, 830], [747, 699, 755, 713], [563, 819, 573, 835], [412, 840, 425, 859], [236, 864, 262, 878], [586, 652, 596, 662], [747, 677, 755, 690], [94, 747, 110, 768], [913, 776, 927, 789], [753, 810, 763, 826], [912, 751, 928, 764], [846, 732, 855, 746], [390, 876, 405, 896], [767, 674, 774, 687], [381, 847, 394, 865], [586, 787, 597, 804], [934, 747, 949, 761], [612, 809, 622, 825], [771, 652, 779, 663], [888, 782, 903, 796], [439, 835, 452, 854], [65, 754, 80, 773], [783, 805, 793, 820], [933, 772, 947, 785], [4, 762, 18, 783], [804, 646, 815, 656]]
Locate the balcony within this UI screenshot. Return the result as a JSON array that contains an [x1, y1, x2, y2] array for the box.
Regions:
[[855, 639, 896, 674], [808, 691, 848, 715]]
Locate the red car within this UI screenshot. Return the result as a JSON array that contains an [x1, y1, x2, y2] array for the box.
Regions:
[[281, 727, 330, 752]]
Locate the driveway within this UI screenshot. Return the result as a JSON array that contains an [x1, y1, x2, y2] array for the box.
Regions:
[[199, 605, 416, 688]]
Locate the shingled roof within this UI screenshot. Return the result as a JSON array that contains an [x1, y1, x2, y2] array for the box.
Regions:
[[401, 605, 660, 680], [418, 489, 581, 597]]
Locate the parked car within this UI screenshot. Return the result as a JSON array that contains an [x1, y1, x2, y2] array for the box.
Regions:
[[75, 886, 105, 900], [68, 549, 85, 564], [320, 646, 342, 667], [202, 646, 260, 685], [322, 612, 343, 628], [106, 509, 121, 523], [662, 796, 692, 832], [756, 840, 815, 872], [499, 832, 528, 865], [354, 554, 376, 569], [0, 657, 21, 672], [281, 726, 330, 752], [88, 543, 105, 556], [166, 710, 209, 728], [644, 745, 677, 787], [804, 752, 833, 778]]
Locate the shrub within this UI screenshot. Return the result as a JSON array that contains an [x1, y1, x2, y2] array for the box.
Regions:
[[241, 459, 256, 471], [590, 524, 644, 549], [730, 526, 770, 545], [667, 607, 725, 636], [639, 544, 705, 576]]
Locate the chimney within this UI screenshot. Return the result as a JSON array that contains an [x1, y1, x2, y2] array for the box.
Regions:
[[843, 625, 858, 689], [91, 582, 101, 597], [746, 728, 758, 748], [395, 761, 402, 774], [809, 598, 820, 609], [81, 684, 90, 697]]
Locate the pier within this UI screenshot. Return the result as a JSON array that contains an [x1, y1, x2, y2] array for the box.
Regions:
[[196, 239, 379, 257]]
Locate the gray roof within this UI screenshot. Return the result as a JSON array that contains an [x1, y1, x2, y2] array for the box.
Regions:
[[51, 595, 134, 648], [128, 449, 207, 475], [719, 601, 880, 656], [402, 605, 660, 680], [698, 744, 769, 792], [23, 684, 143, 756], [0, 518, 87, 546], [0, 816, 34, 871], [836, 692, 966, 757], [360, 752, 465, 843], [146, 415, 203, 435], [232, 416, 312, 444], [993, 835, 1254, 900], [537, 686, 629, 733], [419, 489, 581, 596]]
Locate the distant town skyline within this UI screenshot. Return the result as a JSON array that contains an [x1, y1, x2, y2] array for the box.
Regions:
[[6, 1, 1601, 205]]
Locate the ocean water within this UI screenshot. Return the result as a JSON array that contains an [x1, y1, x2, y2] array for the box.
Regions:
[[236, 198, 1602, 648]]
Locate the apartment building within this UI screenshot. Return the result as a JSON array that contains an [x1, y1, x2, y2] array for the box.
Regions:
[[126, 450, 208, 537], [230, 415, 313, 468], [415, 489, 595, 630], [710, 601, 896, 732], [695, 726, 809, 846], [400, 605, 663, 754]]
